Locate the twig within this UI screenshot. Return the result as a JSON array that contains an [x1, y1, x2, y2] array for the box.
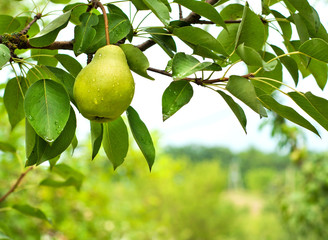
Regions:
[[20, 13, 42, 35], [25, 40, 74, 50], [147, 67, 254, 85], [178, 4, 183, 20], [0, 166, 34, 203], [137, 39, 156, 51]]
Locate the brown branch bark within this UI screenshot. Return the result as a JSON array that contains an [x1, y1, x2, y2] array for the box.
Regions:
[[147, 67, 254, 85], [0, 166, 34, 203], [20, 13, 42, 35], [25, 40, 74, 50], [137, 39, 156, 51]]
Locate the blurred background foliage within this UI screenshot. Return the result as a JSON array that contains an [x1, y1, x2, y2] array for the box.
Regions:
[[1, 90, 328, 239]]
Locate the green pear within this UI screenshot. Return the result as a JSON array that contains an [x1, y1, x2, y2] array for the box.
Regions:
[[73, 45, 135, 122]]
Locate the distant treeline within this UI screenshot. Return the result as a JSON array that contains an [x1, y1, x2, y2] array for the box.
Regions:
[[164, 144, 290, 174]]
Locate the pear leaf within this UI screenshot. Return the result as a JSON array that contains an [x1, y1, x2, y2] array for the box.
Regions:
[[120, 44, 154, 80], [73, 12, 98, 56], [103, 117, 129, 170], [29, 11, 71, 47], [127, 106, 155, 170], [90, 122, 103, 160], [162, 80, 193, 121], [0, 44, 11, 68], [24, 79, 70, 143]]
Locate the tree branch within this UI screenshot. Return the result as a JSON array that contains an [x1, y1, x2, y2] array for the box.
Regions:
[[137, 39, 156, 51], [0, 166, 34, 203], [20, 13, 42, 35], [25, 40, 74, 50], [147, 67, 254, 85]]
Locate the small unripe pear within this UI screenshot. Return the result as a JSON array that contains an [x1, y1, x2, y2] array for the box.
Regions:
[[73, 45, 135, 122]]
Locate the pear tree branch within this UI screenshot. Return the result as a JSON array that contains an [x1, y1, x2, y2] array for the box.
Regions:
[[20, 13, 42, 35], [0, 166, 34, 203], [147, 67, 254, 85]]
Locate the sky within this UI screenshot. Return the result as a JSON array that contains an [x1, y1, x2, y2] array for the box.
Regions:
[[1, 0, 328, 153]]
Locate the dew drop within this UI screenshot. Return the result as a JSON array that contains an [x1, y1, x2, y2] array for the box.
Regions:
[[97, 88, 100, 92], [93, 98, 98, 104], [44, 137, 54, 143], [98, 53, 102, 57], [28, 115, 34, 121]]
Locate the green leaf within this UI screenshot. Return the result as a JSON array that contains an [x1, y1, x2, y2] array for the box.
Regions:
[[29, 11, 71, 47], [31, 49, 58, 67], [40, 177, 80, 190], [90, 122, 103, 160], [235, 3, 265, 50], [55, 54, 82, 77], [103, 117, 129, 170], [217, 24, 240, 57], [172, 52, 212, 80], [107, 2, 134, 42], [285, 0, 319, 32], [145, 27, 177, 57], [236, 43, 263, 67], [226, 75, 267, 117], [0, 15, 20, 34], [293, 13, 309, 43], [308, 59, 327, 90], [26, 66, 52, 84], [71, 135, 78, 155], [37, 107, 76, 164], [25, 120, 38, 164], [142, 0, 170, 26], [41, 163, 84, 190], [0, 142, 16, 153], [271, 10, 292, 40], [4, 77, 28, 129], [126, 106, 155, 170], [249, 51, 282, 94], [288, 91, 328, 132], [173, 26, 227, 56], [131, 0, 149, 10], [0, 44, 10, 68], [12, 204, 49, 222], [120, 44, 154, 80], [73, 12, 98, 56], [271, 44, 299, 85], [86, 14, 131, 52], [42, 66, 76, 105], [174, 0, 226, 28], [258, 94, 319, 136], [220, 3, 244, 20], [162, 80, 193, 121], [217, 90, 247, 133], [63, 3, 99, 25], [299, 38, 328, 63], [24, 79, 70, 142], [203, 63, 222, 71]]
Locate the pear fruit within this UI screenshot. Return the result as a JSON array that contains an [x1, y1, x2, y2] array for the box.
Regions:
[[73, 45, 135, 122]]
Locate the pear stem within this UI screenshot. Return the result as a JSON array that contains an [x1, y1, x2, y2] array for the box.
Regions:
[[96, 0, 110, 45]]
